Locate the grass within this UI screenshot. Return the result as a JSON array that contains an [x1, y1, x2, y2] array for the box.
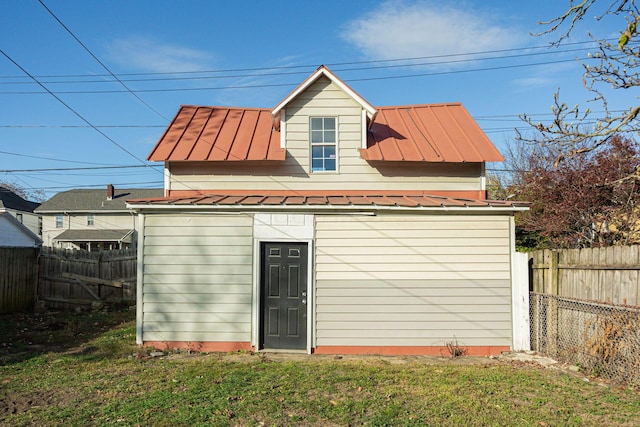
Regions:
[[1, 308, 639, 426]]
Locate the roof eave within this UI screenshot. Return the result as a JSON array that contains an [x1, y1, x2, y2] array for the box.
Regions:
[[127, 203, 529, 213], [35, 209, 134, 214]]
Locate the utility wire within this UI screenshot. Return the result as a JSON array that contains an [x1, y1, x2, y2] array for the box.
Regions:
[[37, 0, 169, 121], [0, 57, 592, 95], [0, 38, 612, 80], [0, 45, 597, 86], [0, 149, 124, 165], [0, 49, 159, 171], [1, 164, 151, 173], [0, 124, 164, 128]]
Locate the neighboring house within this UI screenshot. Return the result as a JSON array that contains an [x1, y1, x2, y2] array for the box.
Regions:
[[36, 185, 162, 251], [0, 212, 42, 247], [128, 65, 529, 356], [0, 186, 41, 237]]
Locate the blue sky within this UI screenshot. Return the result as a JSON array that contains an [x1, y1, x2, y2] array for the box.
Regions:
[[0, 0, 632, 199]]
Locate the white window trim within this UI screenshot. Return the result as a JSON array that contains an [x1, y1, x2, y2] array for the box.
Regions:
[[361, 110, 368, 149], [280, 108, 287, 149], [309, 116, 338, 174]]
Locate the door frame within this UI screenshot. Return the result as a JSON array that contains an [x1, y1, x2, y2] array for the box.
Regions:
[[253, 238, 313, 353]]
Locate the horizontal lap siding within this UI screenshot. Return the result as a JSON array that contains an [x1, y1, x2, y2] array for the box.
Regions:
[[142, 214, 253, 342], [314, 214, 512, 347]]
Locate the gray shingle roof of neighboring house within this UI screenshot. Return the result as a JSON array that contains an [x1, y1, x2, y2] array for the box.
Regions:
[[35, 187, 163, 213], [0, 187, 40, 212], [53, 229, 134, 243]]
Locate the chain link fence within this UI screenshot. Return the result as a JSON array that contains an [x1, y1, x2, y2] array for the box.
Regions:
[[530, 293, 640, 385]]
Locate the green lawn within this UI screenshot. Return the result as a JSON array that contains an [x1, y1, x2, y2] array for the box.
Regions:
[[1, 308, 639, 426]]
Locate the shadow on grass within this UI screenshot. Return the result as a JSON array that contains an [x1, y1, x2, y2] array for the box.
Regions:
[[0, 303, 136, 366]]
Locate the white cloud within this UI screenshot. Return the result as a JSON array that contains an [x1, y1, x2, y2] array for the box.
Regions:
[[511, 62, 580, 93], [104, 36, 211, 72], [341, 1, 525, 64]]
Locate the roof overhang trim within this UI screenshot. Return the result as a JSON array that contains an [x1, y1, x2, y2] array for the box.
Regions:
[[127, 203, 528, 213], [35, 210, 134, 214], [271, 65, 377, 121]]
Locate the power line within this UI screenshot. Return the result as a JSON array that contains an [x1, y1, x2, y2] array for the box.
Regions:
[[0, 57, 592, 95], [0, 45, 596, 86], [0, 149, 123, 165], [0, 164, 151, 173], [37, 0, 170, 121], [0, 124, 163, 128], [0, 38, 610, 80], [0, 49, 161, 174]]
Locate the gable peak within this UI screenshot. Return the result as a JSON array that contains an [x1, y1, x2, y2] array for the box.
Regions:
[[271, 65, 377, 120]]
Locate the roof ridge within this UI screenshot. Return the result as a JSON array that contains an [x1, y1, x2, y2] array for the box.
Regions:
[[375, 102, 463, 109], [179, 104, 272, 111]]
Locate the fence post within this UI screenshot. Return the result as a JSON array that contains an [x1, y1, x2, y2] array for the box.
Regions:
[[547, 250, 559, 355]]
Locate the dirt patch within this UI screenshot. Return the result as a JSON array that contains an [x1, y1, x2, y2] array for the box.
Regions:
[[0, 307, 134, 365], [158, 349, 503, 366], [0, 390, 58, 416]]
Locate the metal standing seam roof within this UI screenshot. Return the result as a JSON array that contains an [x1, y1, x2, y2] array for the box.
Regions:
[[361, 104, 504, 162], [147, 66, 503, 164], [127, 193, 529, 210], [147, 106, 284, 162]]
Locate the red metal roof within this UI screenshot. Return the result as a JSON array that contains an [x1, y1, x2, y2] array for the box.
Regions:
[[147, 68, 503, 163], [147, 106, 284, 161], [361, 104, 504, 162], [127, 192, 528, 210]]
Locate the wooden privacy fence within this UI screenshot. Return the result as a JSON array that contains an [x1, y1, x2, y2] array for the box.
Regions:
[[38, 247, 137, 310], [0, 247, 39, 314], [530, 246, 640, 385], [530, 246, 640, 306]]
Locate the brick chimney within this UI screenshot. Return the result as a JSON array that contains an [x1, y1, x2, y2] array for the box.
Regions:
[[107, 184, 114, 200]]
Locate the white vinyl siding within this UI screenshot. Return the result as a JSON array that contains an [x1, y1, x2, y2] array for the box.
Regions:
[[166, 76, 484, 192], [314, 214, 513, 347], [141, 213, 253, 342]]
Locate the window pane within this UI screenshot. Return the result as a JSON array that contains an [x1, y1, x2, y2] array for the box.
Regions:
[[325, 145, 336, 158], [311, 158, 323, 171], [324, 118, 336, 130], [311, 146, 323, 158], [311, 130, 323, 143], [310, 118, 323, 130], [324, 130, 336, 143], [325, 158, 336, 171]]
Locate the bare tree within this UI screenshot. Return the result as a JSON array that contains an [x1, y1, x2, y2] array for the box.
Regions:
[[517, 0, 640, 169], [0, 180, 46, 202]]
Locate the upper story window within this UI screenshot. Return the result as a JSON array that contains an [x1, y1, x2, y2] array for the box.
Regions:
[[87, 213, 94, 226], [55, 214, 63, 228], [310, 117, 337, 172], [16, 213, 23, 223]]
